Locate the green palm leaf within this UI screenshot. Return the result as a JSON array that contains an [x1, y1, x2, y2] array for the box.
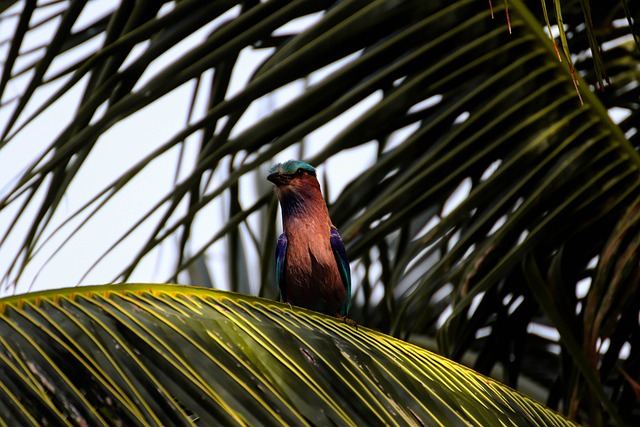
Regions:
[[0, 283, 578, 426], [1, 0, 639, 424]]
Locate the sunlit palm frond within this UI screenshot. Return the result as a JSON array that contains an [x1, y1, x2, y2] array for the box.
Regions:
[[0, 283, 580, 426]]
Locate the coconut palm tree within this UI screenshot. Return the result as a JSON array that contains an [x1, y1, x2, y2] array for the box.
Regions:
[[0, 0, 638, 425]]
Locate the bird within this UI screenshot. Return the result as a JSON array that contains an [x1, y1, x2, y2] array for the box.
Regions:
[[267, 160, 352, 321]]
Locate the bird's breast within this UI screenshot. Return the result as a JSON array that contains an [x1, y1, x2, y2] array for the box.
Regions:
[[285, 228, 334, 275], [282, 223, 346, 315]]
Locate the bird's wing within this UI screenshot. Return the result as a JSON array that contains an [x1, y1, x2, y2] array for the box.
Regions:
[[275, 233, 288, 301], [330, 227, 351, 316]]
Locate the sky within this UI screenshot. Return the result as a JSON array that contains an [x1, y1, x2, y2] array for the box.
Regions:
[[0, 1, 380, 297]]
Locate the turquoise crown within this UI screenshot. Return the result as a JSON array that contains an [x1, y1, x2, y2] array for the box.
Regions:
[[269, 160, 316, 175]]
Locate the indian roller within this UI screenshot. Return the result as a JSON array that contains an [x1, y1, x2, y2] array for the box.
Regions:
[[267, 160, 352, 320]]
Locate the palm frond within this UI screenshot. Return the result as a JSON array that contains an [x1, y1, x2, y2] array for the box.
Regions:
[[1, 0, 639, 424], [0, 283, 579, 426]]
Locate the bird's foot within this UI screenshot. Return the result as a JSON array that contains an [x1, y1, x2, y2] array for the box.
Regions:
[[336, 314, 358, 329]]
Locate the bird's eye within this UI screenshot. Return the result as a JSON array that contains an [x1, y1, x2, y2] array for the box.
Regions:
[[295, 168, 304, 176]]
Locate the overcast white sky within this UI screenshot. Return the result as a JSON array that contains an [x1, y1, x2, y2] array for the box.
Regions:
[[0, 1, 380, 297]]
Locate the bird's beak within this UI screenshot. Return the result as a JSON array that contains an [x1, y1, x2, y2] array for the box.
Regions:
[[267, 172, 287, 186]]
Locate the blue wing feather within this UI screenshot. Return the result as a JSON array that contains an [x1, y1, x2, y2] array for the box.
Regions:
[[330, 228, 351, 316], [275, 233, 288, 302]]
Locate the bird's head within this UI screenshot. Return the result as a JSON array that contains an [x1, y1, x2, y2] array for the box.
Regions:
[[267, 160, 324, 215], [267, 160, 317, 189]]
